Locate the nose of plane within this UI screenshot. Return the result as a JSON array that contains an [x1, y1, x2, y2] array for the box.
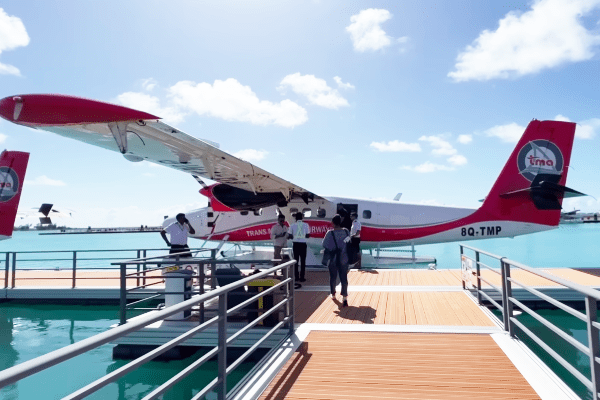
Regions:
[[0, 96, 19, 122]]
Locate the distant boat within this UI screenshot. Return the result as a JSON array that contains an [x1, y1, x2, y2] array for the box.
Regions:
[[560, 210, 600, 224]]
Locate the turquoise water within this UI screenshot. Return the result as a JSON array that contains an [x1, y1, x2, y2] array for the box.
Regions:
[[2, 226, 600, 398], [0, 304, 254, 400], [2, 223, 599, 270], [493, 308, 594, 400]]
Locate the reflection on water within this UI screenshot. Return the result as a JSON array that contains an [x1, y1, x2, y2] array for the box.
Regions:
[[0, 304, 255, 399]]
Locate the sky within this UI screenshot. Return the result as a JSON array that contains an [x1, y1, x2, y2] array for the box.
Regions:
[[1, 0, 599, 228]]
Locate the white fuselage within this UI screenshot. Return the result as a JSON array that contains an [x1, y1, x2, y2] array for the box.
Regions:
[[163, 196, 554, 255]]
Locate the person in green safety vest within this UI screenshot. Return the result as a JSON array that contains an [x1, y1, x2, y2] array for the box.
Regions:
[[288, 212, 311, 282]]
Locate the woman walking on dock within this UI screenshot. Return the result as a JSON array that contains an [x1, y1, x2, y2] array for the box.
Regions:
[[322, 214, 350, 307]]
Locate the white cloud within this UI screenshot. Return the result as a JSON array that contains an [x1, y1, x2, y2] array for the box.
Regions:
[[401, 162, 454, 173], [419, 135, 457, 156], [169, 79, 308, 128], [279, 73, 349, 109], [397, 36, 410, 53], [370, 140, 421, 152], [232, 149, 268, 162], [142, 172, 155, 177], [484, 122, 526, 143], [116, 92, 186, 124], [448, 0, 600, 82], [141, 78, 158, 91], [25, 175, 66, 186], [346, 9, 393, 52], [555, 114, 599, 139], [0, 8, 30, 76], [333, 76, 355, 90], [448, 154, 468, 166], [457, 134, 473, 144], [0, 133, 7, 144], [578, 118, 600, 139]]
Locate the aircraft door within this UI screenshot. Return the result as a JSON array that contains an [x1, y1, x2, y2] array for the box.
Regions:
[[337, 203, 358, 230]]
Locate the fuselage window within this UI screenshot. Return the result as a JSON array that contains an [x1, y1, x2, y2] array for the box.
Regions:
[[363, 210, 372, 219], [302, 208, 312, 218], [207, 212, 214, 218], [240, 211, 249, 216], [289, 207, 299, 215], [253, 209, 262, 216], [317, 208, 326, 218]]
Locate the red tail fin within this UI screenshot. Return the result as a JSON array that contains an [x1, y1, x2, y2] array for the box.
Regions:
[[478, 120, 577, 226], [0, 150, 29, 239]]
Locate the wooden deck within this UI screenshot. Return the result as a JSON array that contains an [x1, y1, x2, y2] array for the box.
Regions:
[[258, 331, 541, 400], [294, 291, 495, 326], [6, 267, 600, 289]]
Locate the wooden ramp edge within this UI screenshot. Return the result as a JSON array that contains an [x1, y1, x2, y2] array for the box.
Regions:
[[232, 329, 578, 400]]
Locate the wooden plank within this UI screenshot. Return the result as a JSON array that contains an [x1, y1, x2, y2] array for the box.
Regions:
[[258, 332, 540, 400]]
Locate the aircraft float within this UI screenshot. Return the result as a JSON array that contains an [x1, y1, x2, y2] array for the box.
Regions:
[[0, 94, 585, 262]]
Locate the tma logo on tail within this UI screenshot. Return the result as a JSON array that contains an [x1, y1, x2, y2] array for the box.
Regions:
[[517, 140, 563, 182], [0, 167, 19, 202]]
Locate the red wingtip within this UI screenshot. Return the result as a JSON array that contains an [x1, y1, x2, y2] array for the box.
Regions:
[[0, 94, 160, 126]]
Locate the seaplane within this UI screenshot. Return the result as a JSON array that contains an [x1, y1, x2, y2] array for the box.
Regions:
[[17, 203, 74, 225], [0, 94, 586, 264], [0, 150, 30, 241]]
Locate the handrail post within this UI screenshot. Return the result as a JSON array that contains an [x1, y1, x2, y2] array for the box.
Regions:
[[136, 250, 141, 287], [460, 245, 465, 289], [11, 252, 17, 288], [199, 262, 205, 324], [211, 262, 217, 289], [4, 252, 9, 289], [119, 263, 127, 325], [72, 251, 77, 289], [142, 250, 147, 286], [504, 260, 514, 337], [500, 258, 512, 334], [289, 262, 295, 336], [586, 295, 600, 398], [217, 292, 227, 400], [475, 251, 482, 305]]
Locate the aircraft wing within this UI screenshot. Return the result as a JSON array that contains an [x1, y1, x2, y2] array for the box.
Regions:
[[0, 94, 320, 204]]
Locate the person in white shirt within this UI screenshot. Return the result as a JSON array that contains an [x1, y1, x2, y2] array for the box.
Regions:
[[288, 212, 310, 282], [349, 211, 361, 268], [161, 213, 196, 256], [270, 214, 288, 262]]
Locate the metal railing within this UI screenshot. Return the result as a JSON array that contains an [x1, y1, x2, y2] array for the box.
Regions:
[[1, 247, 214, 289], [0, 258, 297, 400], [118, 251, 280, 325], [460, 244, 600, 398]]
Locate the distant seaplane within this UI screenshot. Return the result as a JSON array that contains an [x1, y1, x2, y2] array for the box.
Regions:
[[0, 94, 587, 262]]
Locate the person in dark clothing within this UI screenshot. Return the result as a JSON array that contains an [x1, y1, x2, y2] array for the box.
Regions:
[[322, 214, 350, 307], [338, 207, 352, 231], [288, 212, 310, 282]]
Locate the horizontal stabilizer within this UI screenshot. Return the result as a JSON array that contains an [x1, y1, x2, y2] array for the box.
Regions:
[[38, 203, 53, 217], [500, 173, 586, 210]]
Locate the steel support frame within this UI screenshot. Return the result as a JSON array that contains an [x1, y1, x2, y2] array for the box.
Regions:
[[217, 293, 227, 400]]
